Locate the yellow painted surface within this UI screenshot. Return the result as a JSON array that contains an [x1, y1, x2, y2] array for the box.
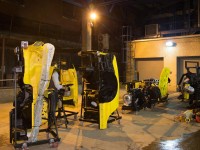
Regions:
[[23, 42, 43, 126], [135, 82, 141, 88], [99, 56, 119, 129], [23, 42, 53, 126], [131, 35, 200, 91], [183, 83, 190, 100], [159, 67, 170, 98], [60, 67, 78, 107]]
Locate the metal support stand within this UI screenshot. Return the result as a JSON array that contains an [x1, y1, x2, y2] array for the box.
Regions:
[[10, 75, 60, 148], [56, 86, 78, 128], [79, 84, 122, 128], [56, 100, 69, 128], [56, 103, 79, 128]]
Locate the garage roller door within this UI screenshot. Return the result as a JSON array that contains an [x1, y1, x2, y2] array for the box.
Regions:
[[136, 58, 164, 81]]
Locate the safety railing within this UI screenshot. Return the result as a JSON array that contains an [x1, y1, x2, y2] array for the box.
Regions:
[[0, 78, 17, 89]]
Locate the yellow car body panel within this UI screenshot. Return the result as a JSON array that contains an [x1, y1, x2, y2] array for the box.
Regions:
[[60, 67, 78, 107], [23, 42, 53, 126], [159, 67, 171, 98], [99, 56, 119, 129]]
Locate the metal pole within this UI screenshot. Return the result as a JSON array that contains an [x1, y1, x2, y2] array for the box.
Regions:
[[82, 10, 92, 51], [14, 69, 17, 144], [87, 16, 92, 50], [82, 10, 87, 51]]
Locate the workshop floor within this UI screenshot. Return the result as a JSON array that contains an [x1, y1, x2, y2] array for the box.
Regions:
[[1, 90, 200, 150]]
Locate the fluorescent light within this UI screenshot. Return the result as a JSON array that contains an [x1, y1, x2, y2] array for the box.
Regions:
[[166, 41, 176, 47]]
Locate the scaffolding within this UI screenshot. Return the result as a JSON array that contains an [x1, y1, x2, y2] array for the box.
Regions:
[[121, 26, 134, 82]]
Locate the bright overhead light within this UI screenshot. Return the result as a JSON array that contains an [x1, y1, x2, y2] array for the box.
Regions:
[[166, 41, 176, 47], [90, 12, 97, 20]]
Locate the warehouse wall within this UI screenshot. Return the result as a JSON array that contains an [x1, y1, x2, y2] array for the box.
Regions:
[[130, 34, 200, 92]]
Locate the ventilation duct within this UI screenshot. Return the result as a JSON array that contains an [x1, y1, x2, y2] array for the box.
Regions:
[[145, 24, 159, 38]]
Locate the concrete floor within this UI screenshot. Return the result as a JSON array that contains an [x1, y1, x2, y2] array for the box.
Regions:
[[1, 91, 200, 150]]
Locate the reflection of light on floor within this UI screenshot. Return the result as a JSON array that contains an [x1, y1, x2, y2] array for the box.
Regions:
[[160, 139, 181, 150]]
